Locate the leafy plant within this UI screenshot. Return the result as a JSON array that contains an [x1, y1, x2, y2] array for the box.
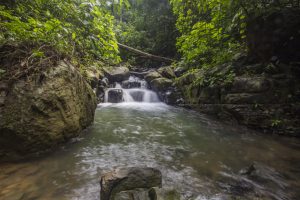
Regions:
[[271, 119, 282, 127], [0, 0, 121, 72]]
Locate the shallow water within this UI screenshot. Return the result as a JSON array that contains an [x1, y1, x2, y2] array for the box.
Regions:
[[1, 102, 300, 200]]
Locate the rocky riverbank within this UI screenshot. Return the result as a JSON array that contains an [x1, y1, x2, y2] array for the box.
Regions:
[[86, 59, 300, 137], [136, 58, 300, 136], [139, 8, 300, 137]]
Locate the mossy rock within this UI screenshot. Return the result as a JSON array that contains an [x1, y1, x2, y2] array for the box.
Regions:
[[0, 61, 97, 161], [157, 66, 176, 79], [145, 71, 162, 83], [150, 78, 173, 92]]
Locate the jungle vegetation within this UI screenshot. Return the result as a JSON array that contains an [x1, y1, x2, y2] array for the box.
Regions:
[[0, 0, 299, 79]]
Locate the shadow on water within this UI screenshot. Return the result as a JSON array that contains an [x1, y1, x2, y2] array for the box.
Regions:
[[1, 102, 300, 200]]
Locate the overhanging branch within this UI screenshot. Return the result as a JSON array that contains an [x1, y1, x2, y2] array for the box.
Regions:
[[117, 42, 175, 63]]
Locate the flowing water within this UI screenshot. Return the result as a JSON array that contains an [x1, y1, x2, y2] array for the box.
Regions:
[[1, 82, 300, 200]]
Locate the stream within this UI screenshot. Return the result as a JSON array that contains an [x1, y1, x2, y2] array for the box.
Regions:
[[1, 79, 300, 200]]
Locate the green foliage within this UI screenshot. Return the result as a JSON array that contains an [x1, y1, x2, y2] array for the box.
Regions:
[[170, 0, 246, 68], [114, 0, 178, 66], [169, 0, 299, 69], [192, 68, 235, 88], [0, 69, 5, 77], [271, 119, 282, 127], [0, 0, 121, 66]]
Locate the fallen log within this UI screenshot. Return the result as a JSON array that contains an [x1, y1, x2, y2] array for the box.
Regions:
[[117, 42, 174, 63]]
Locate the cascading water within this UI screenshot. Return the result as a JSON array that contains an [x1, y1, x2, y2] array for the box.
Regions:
[[104, 76, 160, 103]]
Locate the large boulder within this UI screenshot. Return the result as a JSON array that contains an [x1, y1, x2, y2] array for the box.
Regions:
[[103, 66, 130, 83], [150, 78, 173, 92], [144, 71, 162, 83], [100, 167, 162, 200], [0, 61, 97, 161]]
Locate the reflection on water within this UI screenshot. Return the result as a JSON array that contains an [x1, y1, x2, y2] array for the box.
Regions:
[[0, 103, 300, 200]]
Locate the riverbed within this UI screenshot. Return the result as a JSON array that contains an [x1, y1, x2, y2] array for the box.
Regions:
[[0, 102, 300, 200]]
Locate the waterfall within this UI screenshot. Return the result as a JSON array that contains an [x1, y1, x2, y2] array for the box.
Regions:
[[104, 76, 160, 103]]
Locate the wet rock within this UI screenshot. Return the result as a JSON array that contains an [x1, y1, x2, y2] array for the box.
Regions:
[[100, 167, 162, 200], [115, 189, 151, 200], [145, 71, 162, 83], [157, 66, 176, 79], [103, 66, 130, 82], [122, 80, 141, 89], [160, 88, 184, 105], [96, 77, 109, 103], [174, 67, 187, 77], [0, 61, 97, 161], [150, 78, 173, 92], [240, 164, 256, 176], [107, 89, 123, 103], [149, 187, 181, 200], [101, 77, 109, 87]]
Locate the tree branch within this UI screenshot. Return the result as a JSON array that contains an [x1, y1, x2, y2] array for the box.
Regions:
[[117, 42, 175, 63]]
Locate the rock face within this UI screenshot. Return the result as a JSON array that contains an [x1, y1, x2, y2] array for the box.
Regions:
[[100, 167, 162, 200], [103, 66, 130, 83], [177, 61, 300, 136], [0, 61, 97, 160], [86, 66, 104, 89]]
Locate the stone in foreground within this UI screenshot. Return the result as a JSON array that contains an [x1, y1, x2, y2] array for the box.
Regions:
[[100, 167, 162, 200]]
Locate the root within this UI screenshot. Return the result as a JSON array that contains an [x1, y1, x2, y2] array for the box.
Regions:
[[0, 42, 64, 82]]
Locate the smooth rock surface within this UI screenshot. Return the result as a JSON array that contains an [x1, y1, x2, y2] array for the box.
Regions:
[[103, 66, 130, 82], [100, 167, 162, 200]]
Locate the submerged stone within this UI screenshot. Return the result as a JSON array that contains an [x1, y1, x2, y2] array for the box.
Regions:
[[100, 167, 162, 200]]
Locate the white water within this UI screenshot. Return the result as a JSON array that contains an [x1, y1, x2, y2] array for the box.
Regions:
[[104, 76, 160, 103]]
